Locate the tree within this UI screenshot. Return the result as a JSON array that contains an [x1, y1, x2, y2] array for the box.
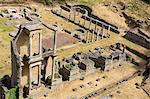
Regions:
[[143, 0, 150, 4], [8, 86, 18, 99]]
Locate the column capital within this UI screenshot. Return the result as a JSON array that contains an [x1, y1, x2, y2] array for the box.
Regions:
[[29, 33, 33, 38]]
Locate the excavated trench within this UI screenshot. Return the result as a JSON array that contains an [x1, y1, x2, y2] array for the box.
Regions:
[[123, 31, 150, 49]]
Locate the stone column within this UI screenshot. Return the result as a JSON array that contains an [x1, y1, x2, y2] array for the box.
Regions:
[[101, 25, 104, 39], [11, 42, 17, 87], [88, 17, 92, 30], [83, 15, 86, 27], [60, 8, 62, 15], [86, 31, 89, 44], [96, 28, 99, 41], [51, 56, 55, 82], [73, 10, 76, 22], [39, 33, 42, 56], [38, 63, 41, 86], [107, 25, 110, 34], [29, 34, 33, 58], [105, 58, 108, 71], [19, 64, 23, 98], [94, 21, 97, 31], [29, 65, 32, 89], [51, 30, 57, 84], [69, 12, 71, 20], [53, 31, 57, 54], [92, 30, 95, 42], [55, 10, 58, 14], [77, 9, 79, 16]]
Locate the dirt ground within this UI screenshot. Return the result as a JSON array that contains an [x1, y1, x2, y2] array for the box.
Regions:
[[92, 4, 128, 30], [29, 62, 143, 99], [95, 76, 150, 99], [42, 32, 78, 49]]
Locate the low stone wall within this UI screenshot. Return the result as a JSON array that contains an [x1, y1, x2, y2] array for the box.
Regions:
[[126, 46, 148, 60], [73, 4, 119, 29], [138, 29, 150, 39], [81, 15, 120, 34], [86, 68, 96, 75], [124, 31, 150, 49], [52, 77, 62, 86], [60, 5, 71, 12]]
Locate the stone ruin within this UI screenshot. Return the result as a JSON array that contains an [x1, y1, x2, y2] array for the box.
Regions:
[[124, 30, 150, 49], [11, 21, 132, 97], [51, 4, 120, 43], [0, 7, 40, 21], [8, 3, 150, 98], [0, 8, 23, 19], [11, 21, 60, 98], [57, 43, 128, 82]]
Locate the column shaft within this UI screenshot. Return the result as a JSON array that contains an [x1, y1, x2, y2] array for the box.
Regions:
[[74, 10, 76, 22], [96, 28, 99, 41], [38, 64, 41, 86], [29, 65, 32, 89], [88, 18, 92, 30], [101, 25, 104, 39], [86, 31, 89, 43], [51, 57, 55, 83], [94, 21, 97, 31], [19, 65, 23, 98], [60, 8, 62, 15], [83, 16, 86, 27], [92, 30, 95, 42], [53, 31, 57, 54], [29, 34, 32, 58], [39, 33, 42, 56], [107, 25, 110, 34], [69, 13, 71, 20]]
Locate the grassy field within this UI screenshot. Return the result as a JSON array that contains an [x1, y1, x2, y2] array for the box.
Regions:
[[0, 17, 15, 77]]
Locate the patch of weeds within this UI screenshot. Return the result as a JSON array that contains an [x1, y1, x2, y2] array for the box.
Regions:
[[128, 2, 139, 12]]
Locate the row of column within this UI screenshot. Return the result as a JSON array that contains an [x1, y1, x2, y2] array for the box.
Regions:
[[86, 25, 110, 43], [54, 7, 111, 44]]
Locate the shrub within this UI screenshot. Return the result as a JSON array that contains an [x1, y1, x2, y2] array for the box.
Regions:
[[143, 0, 150, 4], [8, 86, 18, 99], [45, 0, 52, 5]]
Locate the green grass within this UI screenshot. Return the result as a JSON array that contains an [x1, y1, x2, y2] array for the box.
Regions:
[[0, 17, 15, 68], [69, 0, 105, 6], [65, 63, 75, 70], [0, 18, 15, 40], [8, 86, 18, 99], [127, 1, 150, 18]]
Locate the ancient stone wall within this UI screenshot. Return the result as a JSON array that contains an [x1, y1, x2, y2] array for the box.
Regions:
[[124, 31, 150, 49]]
